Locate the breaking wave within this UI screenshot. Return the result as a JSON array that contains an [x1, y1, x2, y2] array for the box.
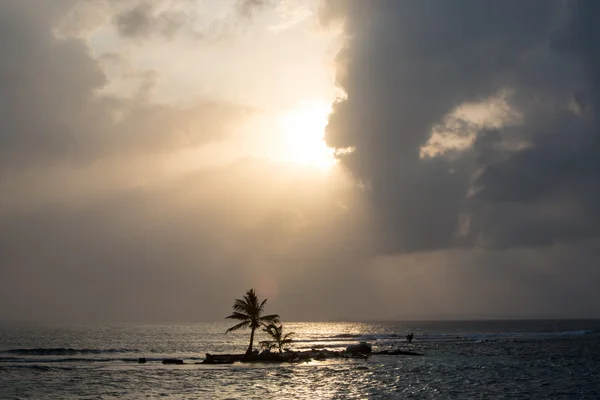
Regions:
[[297, 330, 594, 346], [1, 348, 140, 356]]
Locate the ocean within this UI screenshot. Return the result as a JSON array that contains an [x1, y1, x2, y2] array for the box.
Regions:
[[1, 320, 599, 399]]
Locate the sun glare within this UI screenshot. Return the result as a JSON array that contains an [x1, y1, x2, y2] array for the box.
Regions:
[[278, 101, 336, 169]]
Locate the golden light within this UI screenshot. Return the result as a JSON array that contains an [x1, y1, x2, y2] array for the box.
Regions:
[[277, 101, 336, 169]]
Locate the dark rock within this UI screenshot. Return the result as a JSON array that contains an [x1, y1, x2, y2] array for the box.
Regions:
[[138, 357, 146, 364], [372, 349, 424, 356], [162, 358, 184, 365], [346, 342, 372, 354], [202, 358, 234, 364], [205, 353, 245, 363], [346, 353, 369, 359], [205, 352, 309, 364]]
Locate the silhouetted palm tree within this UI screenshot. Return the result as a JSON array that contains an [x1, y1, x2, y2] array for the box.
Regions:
[[225, 289, 280, 355], [260, 323, 294, 353]]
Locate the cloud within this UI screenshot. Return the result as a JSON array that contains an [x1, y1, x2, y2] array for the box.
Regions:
[[367, 242, 600, 320], [2, 0, 600, 322], [323, 0, 600, 252], [0, 1, 284, 322], [55, 0, 112, 37], [236, 0, 272, 19], [0, 0, 248, 170], [109, 0, 276, 42], [0, 159, 368, 322], [113, 0, 196, 39]]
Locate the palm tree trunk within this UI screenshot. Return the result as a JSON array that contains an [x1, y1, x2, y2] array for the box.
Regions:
[[246, 327, 255, 355]]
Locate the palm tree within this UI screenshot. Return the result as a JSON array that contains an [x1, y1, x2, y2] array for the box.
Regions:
[[260, 323, 294, 353], [225, 289, 280, 355]]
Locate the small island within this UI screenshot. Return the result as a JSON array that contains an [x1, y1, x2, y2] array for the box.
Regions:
[[201, 289, 423, 365]]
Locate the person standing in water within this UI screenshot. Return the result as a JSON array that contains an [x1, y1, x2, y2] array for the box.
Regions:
[[406, 333, 414, 343]]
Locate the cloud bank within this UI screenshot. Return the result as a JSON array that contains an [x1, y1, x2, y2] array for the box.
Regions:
[[1, 0, 599, 322], [324, 0, 600, 253]]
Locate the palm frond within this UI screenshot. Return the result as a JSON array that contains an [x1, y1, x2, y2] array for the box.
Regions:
[[262, 324, 278, 337], [225, 312, 251, 321], [259, 314, 280, 324], [259, 298, 267, 312], [259, 340, 276, 351], [244, 289, 259, 308], [232, 299, 255, 316], [260, 323, 294, 352], [225, 320, 250, 333]]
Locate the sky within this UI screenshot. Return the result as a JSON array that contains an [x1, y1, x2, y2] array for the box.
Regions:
[[1, 0, 599, 322]]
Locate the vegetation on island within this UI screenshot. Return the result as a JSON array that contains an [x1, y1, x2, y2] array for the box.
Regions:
[[260, 323, 295, 353], [225, 288, 280, 355], [209, 289, 422, 364]]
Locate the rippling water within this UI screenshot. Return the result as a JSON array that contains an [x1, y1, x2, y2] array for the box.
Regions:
[[1, 320, 599, 399]]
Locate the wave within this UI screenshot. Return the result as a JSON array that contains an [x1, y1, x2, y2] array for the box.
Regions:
[[294, 335, 381, 344], [298, 330, 594, 346], [1, 348, 140, 356], [452, 330, 594, 341], [0, 330, 593, 364], [0, 356, 135, 363], [0, 353, 206, 365], [331, 333, 400, 339], [0, 364, 75, 371]]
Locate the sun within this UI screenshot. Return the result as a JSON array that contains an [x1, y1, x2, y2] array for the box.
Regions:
[[278, 101, 336, 169]]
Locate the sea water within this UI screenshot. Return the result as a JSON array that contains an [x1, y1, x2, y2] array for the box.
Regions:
[[1, 320, 599, 399]]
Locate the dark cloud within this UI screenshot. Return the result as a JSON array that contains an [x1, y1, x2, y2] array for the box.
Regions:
[[323, 0, 600, 252], [368, 242, 600, 320], [466, 0, 600, 248], [0, 1, 105, 167], [236, 0, 272, 19], [111, 0, 274, 42], [114, 1, 193, 39]]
